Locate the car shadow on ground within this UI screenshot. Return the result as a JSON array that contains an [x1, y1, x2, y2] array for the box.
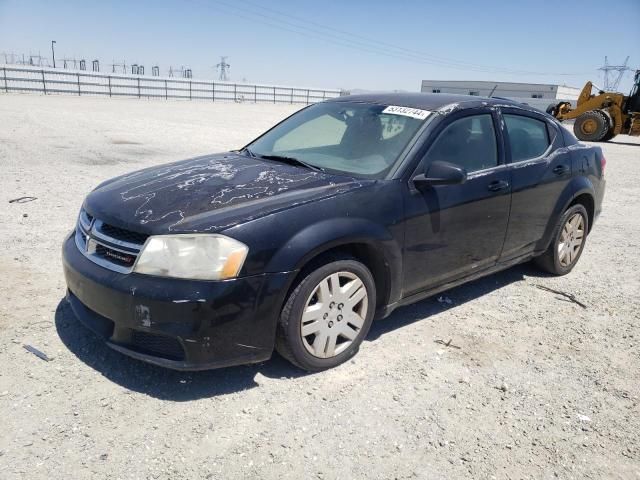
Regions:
[[55, 262, 548, 401]]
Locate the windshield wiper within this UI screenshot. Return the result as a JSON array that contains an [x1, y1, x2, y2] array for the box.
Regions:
[[258, 154, 325, 173], [239, 146, 257, 158]]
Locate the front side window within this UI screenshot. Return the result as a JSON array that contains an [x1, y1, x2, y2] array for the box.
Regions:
[[503, 114, 550, 161], [248, 102, 430, 178], [423, 114, 498, 173]]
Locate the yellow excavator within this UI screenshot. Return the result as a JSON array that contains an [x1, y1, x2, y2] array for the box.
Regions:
[[546, 69, 640, 142]]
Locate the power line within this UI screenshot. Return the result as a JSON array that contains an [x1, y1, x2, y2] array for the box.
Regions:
[[237, 0, 578, 75], [203, 0, 589, 77]]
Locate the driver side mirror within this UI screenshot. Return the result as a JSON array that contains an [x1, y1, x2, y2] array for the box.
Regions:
[[413, 160, 467, 189]]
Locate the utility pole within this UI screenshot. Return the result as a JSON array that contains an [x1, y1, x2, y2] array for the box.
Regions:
[[598, 56, 632, 91], [51, 40, 56, 68], [216, 56, 230, 81]]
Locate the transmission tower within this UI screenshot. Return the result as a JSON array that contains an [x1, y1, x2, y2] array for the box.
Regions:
[[110, 60, 127, 74], [28, 54, 47, 67], [59, 57, 79, 69], [216, 56, 230, 81], [168, 66, 191, 78], [598, 56, 632, 91]]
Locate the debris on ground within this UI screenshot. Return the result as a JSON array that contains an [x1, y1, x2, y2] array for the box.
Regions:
[[22, 344, 52, 362], [8, 196, 38, 204], [535, 285, 587, 309], [434, 338, 461, 349]]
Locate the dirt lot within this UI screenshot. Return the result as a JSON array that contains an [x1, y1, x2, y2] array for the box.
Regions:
[[0, 94, 638, 480]]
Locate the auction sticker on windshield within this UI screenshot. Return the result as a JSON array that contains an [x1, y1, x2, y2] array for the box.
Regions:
[[382, 105, 432, 120]]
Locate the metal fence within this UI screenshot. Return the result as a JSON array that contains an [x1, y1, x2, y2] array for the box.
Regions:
[[0, 65, 343, 104]]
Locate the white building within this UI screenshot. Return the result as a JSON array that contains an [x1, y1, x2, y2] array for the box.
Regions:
[[420, 80, 581, 101]]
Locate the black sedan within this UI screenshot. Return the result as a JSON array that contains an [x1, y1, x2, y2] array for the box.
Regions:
[[62, 93, 606, 371]]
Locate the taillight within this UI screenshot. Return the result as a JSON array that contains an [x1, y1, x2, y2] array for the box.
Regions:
[[600, 155, 606, 176]]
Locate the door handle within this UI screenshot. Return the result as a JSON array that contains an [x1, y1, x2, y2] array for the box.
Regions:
[[553, 165, 569, 175], [487, 180, 509, 192]]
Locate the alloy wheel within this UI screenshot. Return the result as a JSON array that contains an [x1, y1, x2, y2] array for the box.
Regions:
[[557, 213, 585, 267], [300, 271, 368, 358]]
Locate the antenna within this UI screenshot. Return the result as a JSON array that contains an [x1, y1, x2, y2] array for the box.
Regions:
[[216, 56, 230, 81], [598, 56, 632, 91]]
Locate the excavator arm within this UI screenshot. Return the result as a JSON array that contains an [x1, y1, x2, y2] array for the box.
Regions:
[[576, 81, 594, 107]]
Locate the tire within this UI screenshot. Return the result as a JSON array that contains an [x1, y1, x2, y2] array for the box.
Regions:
[[601, 128, 616, 142], [534, 204, 589, 276], [275, 256, 376, 371], [573, 110, 609, 142]]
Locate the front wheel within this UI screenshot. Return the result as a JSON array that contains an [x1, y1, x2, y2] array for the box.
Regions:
[[534, 204, 589, 275], [573, 110, 609, 142], [275, 257, 376, 371]]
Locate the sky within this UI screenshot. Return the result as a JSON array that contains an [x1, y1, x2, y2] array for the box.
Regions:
[[1, 0, 639, 93]]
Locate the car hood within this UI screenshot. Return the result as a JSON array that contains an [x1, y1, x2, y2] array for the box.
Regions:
[[83, 152, 369, 234]]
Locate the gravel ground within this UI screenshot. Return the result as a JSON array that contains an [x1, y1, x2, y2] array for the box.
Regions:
[[0, 94, 638, 480]]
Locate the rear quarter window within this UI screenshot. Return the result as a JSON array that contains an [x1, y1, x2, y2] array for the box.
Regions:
[[504, 114, 550, 161]]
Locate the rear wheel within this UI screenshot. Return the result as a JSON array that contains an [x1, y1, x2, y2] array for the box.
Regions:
[[573, 110, 609, 141], [534, 204, 589, 275], [275, 256, 376, 371]]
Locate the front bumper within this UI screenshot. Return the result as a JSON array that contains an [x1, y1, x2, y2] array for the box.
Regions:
[[62, 232, 293, 370]]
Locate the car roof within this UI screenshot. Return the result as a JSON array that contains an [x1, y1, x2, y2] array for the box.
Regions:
[[325, 92, 525, 112]]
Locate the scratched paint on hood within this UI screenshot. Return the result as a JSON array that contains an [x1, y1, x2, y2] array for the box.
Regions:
[[83, 152, 367, 234]]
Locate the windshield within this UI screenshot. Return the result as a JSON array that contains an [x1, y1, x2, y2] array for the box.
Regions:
[[246, 102, 430, 179]]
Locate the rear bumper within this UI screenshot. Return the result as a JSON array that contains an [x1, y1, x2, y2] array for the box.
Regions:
[[62, 232, 293, 370]]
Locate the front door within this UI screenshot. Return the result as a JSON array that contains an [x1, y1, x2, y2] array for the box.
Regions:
[[402, 110, 512, 296]]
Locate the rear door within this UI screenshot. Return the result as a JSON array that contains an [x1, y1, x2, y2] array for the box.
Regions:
[[499, 107, 573, 261], [402, 109, 512, 295]]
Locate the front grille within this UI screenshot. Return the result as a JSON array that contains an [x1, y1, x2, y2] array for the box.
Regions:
[[98, 223, 149, 245], [75, 209, 148, 274], [131, 331, 185, 361]]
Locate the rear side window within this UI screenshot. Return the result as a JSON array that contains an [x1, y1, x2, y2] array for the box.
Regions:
[[424, 114, 498, 173], [504, 114, 550, 161]]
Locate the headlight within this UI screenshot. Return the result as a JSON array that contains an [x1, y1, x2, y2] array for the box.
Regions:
[[133, 234, 248, 280]]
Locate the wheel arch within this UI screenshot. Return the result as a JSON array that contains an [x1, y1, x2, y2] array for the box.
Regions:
[[568, 192, 595, 233], [267, 218, 403, 315], [539, 179, 595, 251]]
